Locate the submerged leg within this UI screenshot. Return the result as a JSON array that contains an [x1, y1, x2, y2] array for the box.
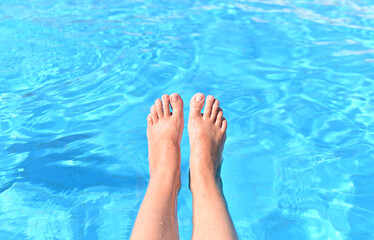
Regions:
[[188, 93, 238, 240], [131, 94, 184, 240]]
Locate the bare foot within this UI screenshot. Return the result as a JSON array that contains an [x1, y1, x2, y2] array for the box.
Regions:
[[130, 93, 184, 240], [188, 93, 237, 240], [147, 93, 184, 186], [188, 93, 227, 191]]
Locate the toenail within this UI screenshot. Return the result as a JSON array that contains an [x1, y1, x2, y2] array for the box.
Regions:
[[208, 95, 214, 100], [171, 94, 179, 102], [195, 95, 204, 102]]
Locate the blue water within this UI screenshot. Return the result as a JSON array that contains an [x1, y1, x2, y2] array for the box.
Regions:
[[1, 0, 374, 239]]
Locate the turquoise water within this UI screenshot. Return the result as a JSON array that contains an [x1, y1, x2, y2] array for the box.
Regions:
[[1, 0, 374, 239]]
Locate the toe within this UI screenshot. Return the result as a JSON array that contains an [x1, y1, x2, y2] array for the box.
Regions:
[[150, 105, 158, 123], [221, 118, 227, 132], [189, 93, 205, 116], [147, 114, 153, 128], [203, 95, 214, 119], [211, 99, 220, 121], [155, 99, 163, 118], [170, 93, 183, 117], [162, 94, 171, 116], [215, 108, 223, 127]]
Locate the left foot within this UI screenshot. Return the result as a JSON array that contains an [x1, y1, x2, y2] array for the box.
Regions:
[[147, 93, 184, 188], [130, 94, 183, 240]]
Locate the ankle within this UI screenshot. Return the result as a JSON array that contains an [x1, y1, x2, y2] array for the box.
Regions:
[[189, 171, 221, 194], [150, 170, 181, 191]]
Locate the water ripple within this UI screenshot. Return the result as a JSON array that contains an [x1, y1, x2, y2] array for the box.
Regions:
[[1, 0, 374, 239]]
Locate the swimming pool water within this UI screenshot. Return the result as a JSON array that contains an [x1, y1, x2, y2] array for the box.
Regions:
[[1, 0, 374, 239]]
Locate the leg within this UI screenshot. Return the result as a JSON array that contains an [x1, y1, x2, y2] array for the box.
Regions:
[[188, 93, 238, 240], [131, 94, 184, 240]]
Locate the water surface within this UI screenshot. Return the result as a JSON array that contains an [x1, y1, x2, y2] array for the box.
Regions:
[[1, 0, 374, 239]]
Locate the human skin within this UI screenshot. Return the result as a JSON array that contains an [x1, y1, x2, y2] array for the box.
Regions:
[[130, 93, 237, 240], [188, 93, 238, 240], [130, 93, 183, 240]]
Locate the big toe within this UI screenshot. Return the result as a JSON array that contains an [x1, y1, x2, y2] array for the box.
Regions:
[[189, 93, 205, 116], [170, 93, 184, 117]]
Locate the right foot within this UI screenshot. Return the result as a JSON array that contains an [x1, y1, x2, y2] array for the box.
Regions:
[[188, 93, 227, 191]]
